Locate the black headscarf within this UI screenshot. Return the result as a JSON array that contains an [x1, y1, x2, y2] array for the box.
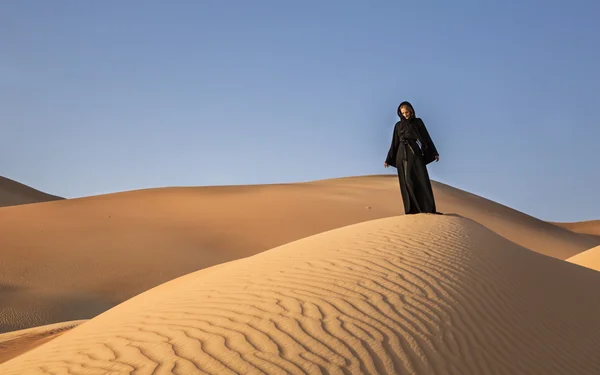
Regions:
[[397, 101, 416, 123], [396, 101, 419, 141]]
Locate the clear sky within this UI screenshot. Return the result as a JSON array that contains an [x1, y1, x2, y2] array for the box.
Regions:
[[1, 1, 599, 222]]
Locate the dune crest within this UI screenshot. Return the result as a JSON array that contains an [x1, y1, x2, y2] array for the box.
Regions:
[[2, 215, 600, 374], [567, 245, 600, 272], [0, 176, 63, 208]]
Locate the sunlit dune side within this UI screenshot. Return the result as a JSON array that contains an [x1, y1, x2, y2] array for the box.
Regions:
[[2, 215, 600, 375], [567, 245, 600, 272], [1, 175, 598, 334], [0, 176, 63, 207], [0, 320, 85, 365]]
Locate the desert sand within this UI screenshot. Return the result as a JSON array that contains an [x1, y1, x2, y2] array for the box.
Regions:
[[0, 176, 63, 207], [1, 214, 599, 374], [567, 245, 600, 272], [1, 175, 598, 336]]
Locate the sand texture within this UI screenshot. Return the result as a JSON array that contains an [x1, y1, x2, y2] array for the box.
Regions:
[[1, 175, 598, 334], [2, 215, 600, 375], [567, 245, 600, 272], [0, 176, 63, 207]]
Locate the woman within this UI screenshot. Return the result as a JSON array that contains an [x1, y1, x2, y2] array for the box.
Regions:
[[384, 101, 441, 215]]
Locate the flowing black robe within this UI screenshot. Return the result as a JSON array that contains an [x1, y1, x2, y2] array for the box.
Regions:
[[385, 115, 439, 214]]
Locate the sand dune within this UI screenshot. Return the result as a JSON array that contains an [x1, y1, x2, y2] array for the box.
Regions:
[[567, 245, 600, 272], [553, 220, 600, 238], [0, 176, 63, 207], [2, 214, 600, 374], [1, 175, 597, 334]]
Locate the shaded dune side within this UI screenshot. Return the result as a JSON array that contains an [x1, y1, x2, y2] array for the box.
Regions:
[[3, 215, 600, 375], [0, 176, 63, 207], [567, 245, 600, 272], [0, 321, 85, 365]]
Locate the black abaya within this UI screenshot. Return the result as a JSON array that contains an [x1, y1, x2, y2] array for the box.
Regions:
[[385, 102, 439, 215]]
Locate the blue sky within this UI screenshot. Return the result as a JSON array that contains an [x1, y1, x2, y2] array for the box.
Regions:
[[1, 1, 598, 222]]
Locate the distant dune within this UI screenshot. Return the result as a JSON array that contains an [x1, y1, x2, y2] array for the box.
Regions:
[[2, 215, 599, 374], [553, 220, 600, 238], [0, 176, 63, 207], [567, 245, 600, 272], [1, 175, 597, 335]]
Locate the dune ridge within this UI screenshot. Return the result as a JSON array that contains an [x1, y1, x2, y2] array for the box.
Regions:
[[0, 176, 63, 207], [3, 215, 600, 374]]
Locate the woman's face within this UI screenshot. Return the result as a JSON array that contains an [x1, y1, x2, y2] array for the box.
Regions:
[[400, 106, 413, 119]]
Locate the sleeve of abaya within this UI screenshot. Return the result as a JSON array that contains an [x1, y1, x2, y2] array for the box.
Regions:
[[385, 122, 400, 167], [416, 118, 438, 156]]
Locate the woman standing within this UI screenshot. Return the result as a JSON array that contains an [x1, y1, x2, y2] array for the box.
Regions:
[[384, 101, 441, 215]]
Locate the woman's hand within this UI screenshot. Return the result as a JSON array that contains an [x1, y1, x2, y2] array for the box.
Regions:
[[434, 155, 440, 162], [384, 162, 389, 168]]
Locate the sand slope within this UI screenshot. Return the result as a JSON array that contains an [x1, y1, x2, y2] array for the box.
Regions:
[[0, 176, 63, 207], [1, 175, 598, 333], [567, 245, 600, 272], [2, 215, 600, 375]]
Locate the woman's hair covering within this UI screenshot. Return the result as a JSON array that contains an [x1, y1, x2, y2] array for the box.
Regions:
[[397, 101, 416, 118]]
